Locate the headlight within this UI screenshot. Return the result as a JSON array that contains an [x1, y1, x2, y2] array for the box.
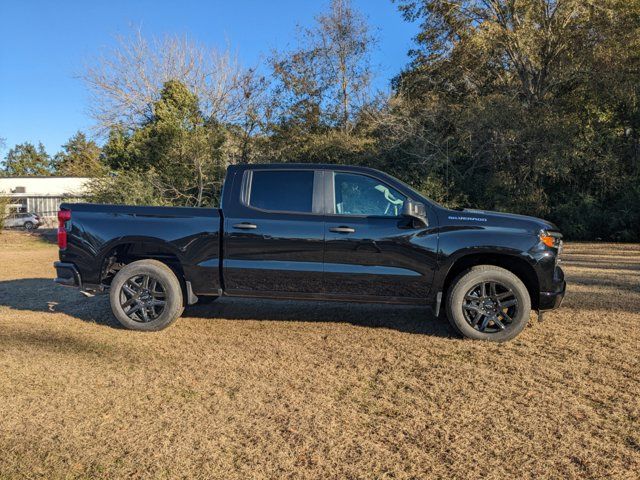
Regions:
[[539, 230, 562, 248]]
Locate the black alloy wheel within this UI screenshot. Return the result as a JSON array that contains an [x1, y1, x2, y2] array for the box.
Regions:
[[119, 274, 167, 322], [462, 281, 518, 333]]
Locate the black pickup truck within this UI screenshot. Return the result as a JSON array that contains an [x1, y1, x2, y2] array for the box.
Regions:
[[54, 163, 565, 341]]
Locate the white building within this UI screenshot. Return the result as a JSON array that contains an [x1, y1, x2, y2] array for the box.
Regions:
[[0, 176, 90, 219]]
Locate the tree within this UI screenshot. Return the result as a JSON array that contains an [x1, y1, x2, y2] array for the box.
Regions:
[[84, 170, 166, 206], [387, 0, 640, 240], [3, 142, 52, 176], [146, 80, 226, 206], [96, 80, 226, 207], [82, 31, 260, 133], [83, 31, 264, 196], [53, 131, 105, 176], [270, 0, 375, 134], [256, 0, 378, 167]]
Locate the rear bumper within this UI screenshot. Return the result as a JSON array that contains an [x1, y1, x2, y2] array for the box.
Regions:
[[54, 262, 81, 288], [538, 266, 566, 311]]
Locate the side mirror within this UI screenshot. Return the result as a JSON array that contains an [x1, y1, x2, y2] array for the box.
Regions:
[[402, 199, 428, 227]]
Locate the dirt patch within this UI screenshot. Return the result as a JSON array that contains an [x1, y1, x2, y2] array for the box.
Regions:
[[0, 233, 638, 479]]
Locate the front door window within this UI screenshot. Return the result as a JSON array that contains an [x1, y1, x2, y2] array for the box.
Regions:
[[334, 173, 406, 217]]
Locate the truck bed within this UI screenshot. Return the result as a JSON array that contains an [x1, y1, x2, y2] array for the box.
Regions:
[[57, 203, 222, 296]]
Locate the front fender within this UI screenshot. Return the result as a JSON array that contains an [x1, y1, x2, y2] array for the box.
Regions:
[[431, 227, 548, 303]]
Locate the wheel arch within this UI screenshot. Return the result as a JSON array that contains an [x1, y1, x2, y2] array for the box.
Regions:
[[441, 252, 540, 310], [97, 237, 187, 288]]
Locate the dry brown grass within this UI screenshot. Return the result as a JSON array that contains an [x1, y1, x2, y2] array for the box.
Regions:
[[0, 231, 638, 479]]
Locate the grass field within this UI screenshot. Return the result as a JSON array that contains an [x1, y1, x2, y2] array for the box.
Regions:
[[0, 231, 638, 479]]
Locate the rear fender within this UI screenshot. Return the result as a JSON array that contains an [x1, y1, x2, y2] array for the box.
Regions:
[[97, 236, 187, 283]]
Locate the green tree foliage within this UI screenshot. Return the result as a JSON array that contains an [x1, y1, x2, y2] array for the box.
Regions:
[[84, 170, 166, 206], [97, 80, 226, 206], [53, 131, 105, 176], [271, 0, 374, 131], [263, 0, 376, 164], [3, 142, 52, 176], [387, 0, 640, 240]]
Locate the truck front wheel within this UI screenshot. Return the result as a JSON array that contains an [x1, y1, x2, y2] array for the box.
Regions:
[[109, 259, 184, 331], [446, 265, 531, 342]]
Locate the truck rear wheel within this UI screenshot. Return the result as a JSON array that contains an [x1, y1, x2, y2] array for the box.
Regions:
[[109, 259, 184, 331], [446, 265, 531, 342]]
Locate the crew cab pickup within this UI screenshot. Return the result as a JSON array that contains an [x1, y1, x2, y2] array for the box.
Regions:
[[54, 163, 565, 341]]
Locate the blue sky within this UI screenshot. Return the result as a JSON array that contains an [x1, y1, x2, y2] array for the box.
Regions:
[[0, 0, 418, 156]]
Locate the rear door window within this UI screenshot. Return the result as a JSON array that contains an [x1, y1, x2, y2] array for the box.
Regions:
[[248, 170, 314, 213]]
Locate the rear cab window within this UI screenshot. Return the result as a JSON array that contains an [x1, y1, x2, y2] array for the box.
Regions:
[[246, 170, 315, 213]]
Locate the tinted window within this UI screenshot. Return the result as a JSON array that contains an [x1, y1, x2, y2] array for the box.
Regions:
[[334, 173, 406, 216], [248, 170, 314, 213]]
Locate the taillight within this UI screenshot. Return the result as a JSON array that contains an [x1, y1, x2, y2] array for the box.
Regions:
[[58, 210, 71, 250]]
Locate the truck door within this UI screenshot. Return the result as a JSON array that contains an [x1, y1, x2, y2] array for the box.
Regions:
[[222, 168, 325, 296], [323, 171, 437, 300]]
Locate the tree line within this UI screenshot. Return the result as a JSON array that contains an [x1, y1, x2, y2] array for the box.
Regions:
[[1, 133, 103, 177], [2, 0, 639, 241]]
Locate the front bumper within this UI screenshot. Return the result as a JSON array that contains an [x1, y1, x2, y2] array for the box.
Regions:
[[54, 262, 81, 288], [538, 266, 566, 310]]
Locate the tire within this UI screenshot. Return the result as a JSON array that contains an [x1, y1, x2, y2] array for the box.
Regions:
[[24, 221, 34, 231], [446, 265, 531, 342], [109, 259, 184, 331]]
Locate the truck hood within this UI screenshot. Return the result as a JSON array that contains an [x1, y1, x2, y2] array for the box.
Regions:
[[440, 208, 560, 235]]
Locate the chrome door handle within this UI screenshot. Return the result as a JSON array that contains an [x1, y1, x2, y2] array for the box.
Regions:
[[233, 222, 258, 229], [329, 226, 355, 234]]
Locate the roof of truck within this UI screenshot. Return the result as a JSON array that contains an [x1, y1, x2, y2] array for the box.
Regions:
[[228, 163, 385, 174]]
